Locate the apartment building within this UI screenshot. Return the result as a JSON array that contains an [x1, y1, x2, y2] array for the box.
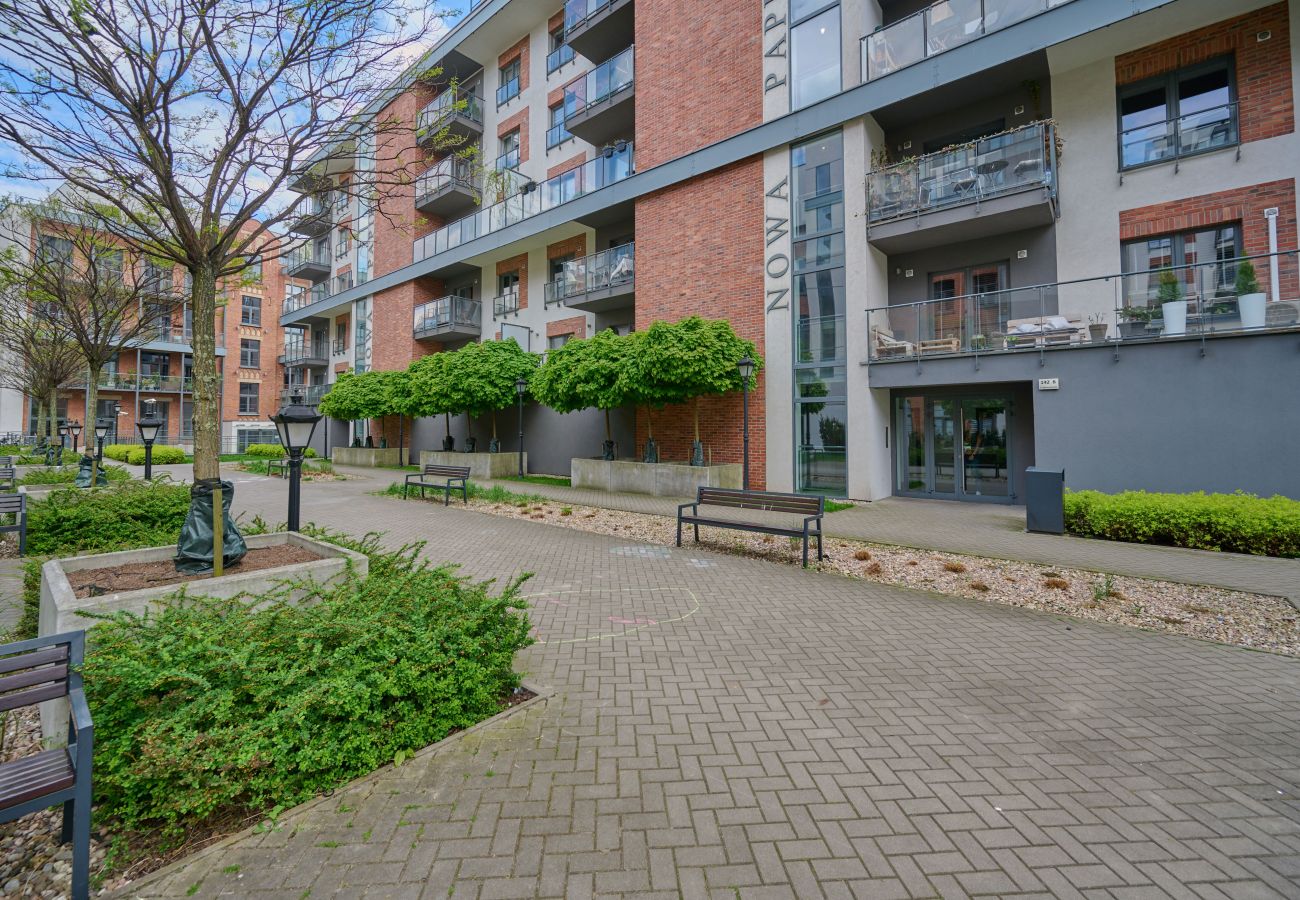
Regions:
[[284, 0, 1300, 501], [9, 213, 300, 453]]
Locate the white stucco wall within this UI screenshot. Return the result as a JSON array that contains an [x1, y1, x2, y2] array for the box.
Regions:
[[762, 146, 794, 492]]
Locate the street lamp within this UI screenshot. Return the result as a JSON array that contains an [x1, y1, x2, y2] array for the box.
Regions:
[[515, 376, 527, 478], [94, 417, 111, 464], [56, 423, 68, 467], [136, 398, 165, 481], [737, 357, 755, 491], [67, 420, 82, 456], [271, 390, 322, 532]]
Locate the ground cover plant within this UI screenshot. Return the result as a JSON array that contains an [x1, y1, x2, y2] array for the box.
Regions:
[[17, 464, 130, 485], [1064, 489, 1300, 557]]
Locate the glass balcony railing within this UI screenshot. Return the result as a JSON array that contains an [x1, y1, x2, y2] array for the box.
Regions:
[[286, 244, 330, 271], [416, 157, 477, 201], [493, 291, 521, 318], [140, 323, 225, 348], [563, 45, 634, 120], [417, 91, 484, 137], [563, 0, 617, 34], [866, 250, 1300, 362], [413, 295, 482, 336], [414, 142, 633, 262], [546, 121, 574, 149], [495, 147, 521, 172], [866, 121, 1055, 225], [282, 272, 353, 317], [862, 0, 1074, 82], [1119, 102, 1238, 170], [545, 244, 635, 305], [283, 384, 332, 405], [547, 43, 576, 74], [496, 76, 520, 106]]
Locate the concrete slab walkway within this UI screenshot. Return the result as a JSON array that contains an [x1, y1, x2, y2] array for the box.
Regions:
[[115, 470, 1300, 899]]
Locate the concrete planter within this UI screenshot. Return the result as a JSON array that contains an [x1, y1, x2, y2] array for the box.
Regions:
[[571, 458, 742, 497], [38, 532, 367, 744], [17, 483, 64, 501], [418, 450, 527, 480], [333, 447, 404, 467]]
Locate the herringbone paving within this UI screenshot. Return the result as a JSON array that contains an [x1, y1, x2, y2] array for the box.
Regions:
[[116, 469, 1300, 898]]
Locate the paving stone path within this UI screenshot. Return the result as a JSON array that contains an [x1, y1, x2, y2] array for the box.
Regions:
[[0, 557, 24, 635], [116, 468, 1300, 898]]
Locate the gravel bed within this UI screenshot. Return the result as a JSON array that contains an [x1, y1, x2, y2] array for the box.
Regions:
[[450, 495, 1300, 657]]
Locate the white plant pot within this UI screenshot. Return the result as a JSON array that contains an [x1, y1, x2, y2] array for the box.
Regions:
[[1239, 292, 1266, 329], [1161, 300, 1188, 336]]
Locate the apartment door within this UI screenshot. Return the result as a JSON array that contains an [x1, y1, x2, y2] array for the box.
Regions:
[[931, 263, 1008, 345], [894, 393, 1013, 501]]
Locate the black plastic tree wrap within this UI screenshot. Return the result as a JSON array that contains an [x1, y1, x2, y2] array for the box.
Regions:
[[73, 455, 107, 487], [175, 479, 248, 574]]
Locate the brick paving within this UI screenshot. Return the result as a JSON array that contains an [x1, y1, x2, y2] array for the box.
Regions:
[[113, 467, 1300, 898]]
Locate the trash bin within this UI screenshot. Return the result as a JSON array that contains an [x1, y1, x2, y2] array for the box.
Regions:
[[1025, 467, 1065, 534]]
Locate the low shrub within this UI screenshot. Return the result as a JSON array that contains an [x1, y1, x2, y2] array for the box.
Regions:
[[23, 480, 193, 557], [124, 445, 188, 466], [241, 459, 333, 476], [17, 465, 130, 485], [83, 533, 533, 840], [378, 480, 545, 505], [1064, 489, 1300, 558], [243, 443, 317, 459]]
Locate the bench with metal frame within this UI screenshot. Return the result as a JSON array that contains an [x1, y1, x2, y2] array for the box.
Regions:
[[265, 458, 289, 478], [677, 487, 826, 567], [0, 464, 14, 491], [0, 631, 93, 900], [403, 464, 471, 505], [0, 492, 25, 555]]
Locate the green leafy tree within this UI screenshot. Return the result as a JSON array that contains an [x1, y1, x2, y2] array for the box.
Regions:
[[401, 352, 458, 449], [635, 317, 761, 461], [531, 329, 639, 458], [439, 339, 540, 448]]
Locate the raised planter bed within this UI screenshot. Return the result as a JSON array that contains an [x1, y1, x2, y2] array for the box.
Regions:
[[418, 450, 528, 480], [332, 447, 404, 467], [37, 532, 367, 743], [571, 458, 742, 497]]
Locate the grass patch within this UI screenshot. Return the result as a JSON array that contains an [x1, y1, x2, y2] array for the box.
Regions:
[[823, 499, 854, 513], [377, 480, 547, 506], [502, 474, 571, 488], [240, 459, 336, 477]]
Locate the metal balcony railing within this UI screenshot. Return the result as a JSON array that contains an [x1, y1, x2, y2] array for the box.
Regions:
[[547, 43, 576, 74], [496, 75, 520, 106], [862, 0, 1076, 82], [546, 121, 574, 149], [866, 250, 1300, 362], [564, 0, 618, 34], [866, 121, 1055, 225], [544, 244, 635, 305], [283, 384, 332, 405], [492, 290, 521, 318], [495, 147, 521, 171], [413, 295, 482, 336], [1119, 101, 1239, 171], [563, 45, 634, 120], [414, 142, 633, 262], [416, 157, 478, 202], [286, 244, 330, 271], [282, 272, 353, 316], [332, 338, 347, 355], [417, 91, 484, 136]]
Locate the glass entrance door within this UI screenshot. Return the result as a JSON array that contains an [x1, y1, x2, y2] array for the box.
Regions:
[[895, 393, 1012, 501]]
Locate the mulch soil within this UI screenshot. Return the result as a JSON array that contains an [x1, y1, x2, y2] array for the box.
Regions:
[[67, 544, 323, 598]]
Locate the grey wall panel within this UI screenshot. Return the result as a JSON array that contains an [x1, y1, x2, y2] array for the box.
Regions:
[[884, 225, 1057, 306]]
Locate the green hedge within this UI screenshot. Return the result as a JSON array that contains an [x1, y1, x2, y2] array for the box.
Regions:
[[242, 443, 316, 459], [1063, 490, 1300, 557], [103, 443, 189, 465], [23, 480, 193, 556], [83, 533, 532, 837], [17, 465, 130, 485]]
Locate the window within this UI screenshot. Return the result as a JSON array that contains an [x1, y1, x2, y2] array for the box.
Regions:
[[547, 27, 574, 73], [314, 235, 330, 261], [247, 255, 263, 280], [98, 249, 124, 282], [285, 283, 305, 311], [791, 4, 841, 110], [1118, 57, 1236, 169], [547, 103, 572, 149], [240, 338, 261, 368], [37, 235, 72, 266], [238, 382, 260, 415], [1121, 223, 1242, 307], [499, 271, 520, 295], [240, 294, 262, 326], [547, 333, 571, 350], [497, 129, 521, 170], [497, 57, 521, 105], [335, 226, 352, 259], [140, 352, 170, 377]]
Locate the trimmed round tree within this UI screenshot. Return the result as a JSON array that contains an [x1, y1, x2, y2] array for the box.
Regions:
[[635, 316, 761, 465], [319, 370, 400, 450], [530, 328, 638, 460], [401, 352, 457, 451], [439, 339, 540, 452]]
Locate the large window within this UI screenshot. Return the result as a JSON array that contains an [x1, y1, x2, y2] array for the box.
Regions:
[[37, 235, 72, 265], [498, 129, 521, 170], [1121, 223, 1242, 308], [1118, 57, 1236, 170], [791, 131, 847, 496], [140, 352, 170, 377], [791, 3, 841, 110], [238, 382, 260, 415], [240, 294, 261, 326], [497, 57, 521, 106], [240, 338, 261, 368], [547, 103, 572, 149]]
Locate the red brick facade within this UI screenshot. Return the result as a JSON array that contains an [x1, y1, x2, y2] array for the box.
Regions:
[[547, 153, 587, 179], [634, 0, 762, 169], [633, 158, 766, 485], [496, 253, 530, 311], [546, 315, 587, 340], [1115, 3, 1294, 145], [546, 234, 587, 260], [498, 34, 530, 97]]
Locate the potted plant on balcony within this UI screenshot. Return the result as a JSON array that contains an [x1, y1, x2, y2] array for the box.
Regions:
[[1235, 259, 1267, 329], [1157, 268, 1187, 336], [1087, 313, 1108, 343], [1118, 305, 1157, 339]]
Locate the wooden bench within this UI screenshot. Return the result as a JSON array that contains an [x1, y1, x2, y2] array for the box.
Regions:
[[677, 487, 826, 567], [0, 493, 25, 555], [0, 465, 15, 491], [403, 464, 471, 506], [265, 458, 289, 478], [0, 631, 94, 900]]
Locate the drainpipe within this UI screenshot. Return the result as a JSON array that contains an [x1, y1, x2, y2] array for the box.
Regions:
[[1264, 207, 1280, 302]]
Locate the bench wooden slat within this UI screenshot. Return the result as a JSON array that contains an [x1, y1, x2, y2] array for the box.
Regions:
[[0, 750, 75, 812], [679, 487, 825, 567], [418, 465, 471, 477], [0, 681, 68, 713], [0, 663, 67, 695], [0, 645, 67, 676]]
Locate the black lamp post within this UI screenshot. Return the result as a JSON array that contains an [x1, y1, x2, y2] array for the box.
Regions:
[[67, 420, 82, 456], [271, 390, 323, 532], [737, 357, 755, 491], [56, 423, 68, 466], [136, 398, 165, 481], [94, 417, 111, 464], [515, 376, 527, 478]]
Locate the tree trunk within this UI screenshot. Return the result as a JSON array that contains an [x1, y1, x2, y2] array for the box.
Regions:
[[47, 386, 58, 451], [35, 399, 46, 448], [604, 407, 611, 442], [188, 261, 223, 575], [465, 411, 472, 441], [646, 408, 653, 439], [85, 363, 99, 484], [693, 398, 700, 442]]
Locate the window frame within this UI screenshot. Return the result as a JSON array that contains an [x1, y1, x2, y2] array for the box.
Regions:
[[240, 294, 262, 327], [790, 3, 842, 111], [547, 103, 573, 149], [1116, 55, 1238, 172], [497, 57, 522, 106], [238, 382, 260, 416], [239, 337, 261, 369]]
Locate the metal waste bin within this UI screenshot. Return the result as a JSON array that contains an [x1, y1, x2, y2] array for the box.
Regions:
[[1025, 467, 1065, 534]]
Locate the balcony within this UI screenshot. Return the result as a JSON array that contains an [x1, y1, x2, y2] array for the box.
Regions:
[[415, 157, 479, 218], [282, 271, 354, 321], [414, 142, 634, 262], [283, 384, 332, 406], [413, 295, 482, 341], [563, 0, 634, 62], [279, 343, 330, 368], [562, 45, 634, 146], [861, 0, 1075, 82], [495, 147, 521, 172], [492, 290, 520, 318], [137, 272, 179, 298], [866, 251, 1300, 364], [545, 244, 635, 313], [332, 338, 348, 355], [288, 197, 332, 236], [417, 91, 484, 145], [285, 244, 331, 281], [139, 323, 226, 351], [866, 121, 1057, 253]]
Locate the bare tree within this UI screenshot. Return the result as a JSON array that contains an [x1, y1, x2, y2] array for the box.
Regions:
[[0, 282, 83, 453], [0, 208, 186, 481], [0, 0, 466, 563]]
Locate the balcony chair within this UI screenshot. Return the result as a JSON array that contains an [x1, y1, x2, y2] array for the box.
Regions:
[[1001, 314, 1083, 348], [873, 328, 915, 358]]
